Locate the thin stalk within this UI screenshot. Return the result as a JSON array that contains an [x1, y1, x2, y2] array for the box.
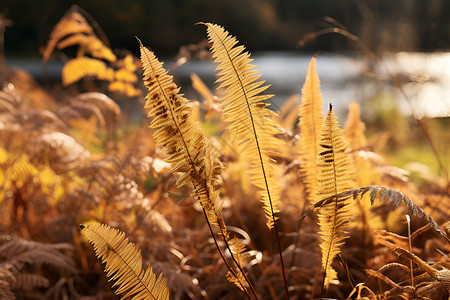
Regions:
[[406, 215, 414, 286]]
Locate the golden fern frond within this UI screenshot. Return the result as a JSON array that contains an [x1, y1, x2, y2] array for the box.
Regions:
[[298, 55, 324, 204], [108, 81, 142, 97], [79, 223, 169, 300], [138, 39, 224, 229], [226, 237, 249, 290], [303, 185, 450, 243], [203, 22, 282, 229], [344, 102, 367, 150], [343, 102, 380, 231], [139, 39, 252, 295], [42, 10, 93, 64], [316, 104, 354, 289], [57, 34, 116, 62], [62, 57, 115, 86]]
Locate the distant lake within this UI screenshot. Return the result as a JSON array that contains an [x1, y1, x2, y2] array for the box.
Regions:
[[174, 52, 450, 120], [7, 52, 450, 119]]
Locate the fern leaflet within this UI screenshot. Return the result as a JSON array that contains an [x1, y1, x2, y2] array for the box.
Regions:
[[80, 223, 169, 300]]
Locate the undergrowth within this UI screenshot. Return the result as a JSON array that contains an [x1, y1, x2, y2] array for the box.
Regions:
[[1, 6, 449, 300]]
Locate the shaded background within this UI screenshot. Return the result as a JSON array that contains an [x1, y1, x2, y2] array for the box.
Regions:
[[2, 0, 450, 58]]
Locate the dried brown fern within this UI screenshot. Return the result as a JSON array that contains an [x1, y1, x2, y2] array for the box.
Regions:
[[79, 223, 169, 300], [0, 235, 75, 299]]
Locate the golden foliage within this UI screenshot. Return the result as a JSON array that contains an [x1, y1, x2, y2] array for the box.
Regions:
[[139, 39, 224, 227], [139, 38, 252, 294], [62, 57, 113, 86], [203, 22, 282, 229], [298, 55, 324, 204], [0, 150, 62, 203], [315, 104, 355, 289], [42, 10, 93, 64], [344, 101, 367, 150], [57, 33, 116, 62], [190, 73, 215, 105], [44, 8, 141, 97], [80, 222, 169, 300]]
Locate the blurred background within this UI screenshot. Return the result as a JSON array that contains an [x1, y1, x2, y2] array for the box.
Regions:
[[2, 0, 450, 56], [1, 0, 450, 142]]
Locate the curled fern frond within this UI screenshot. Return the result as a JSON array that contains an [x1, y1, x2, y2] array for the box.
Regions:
[[302, 185, 450, 243], [80, 223, 169, 300]]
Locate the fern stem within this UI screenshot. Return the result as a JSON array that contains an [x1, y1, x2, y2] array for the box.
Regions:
[[201, 207, 253, 299], [202, 206, 259, 299], [81, 225, 159, 300]]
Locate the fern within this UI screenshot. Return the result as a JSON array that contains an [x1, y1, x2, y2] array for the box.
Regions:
[[42, 9, 93, 64], [315, 104, 355, 290], [202, 22, 282, 230], [62, 57, 114, 86], [344, 101, 381, 232], [80, 223, 169, 300], [139, 38, 254, 296], [138, 38, 224, 231], [298, 55, 324, 204], [0, 235, 75, 299], [344, 102, 367, 151], [302, 185, 450, 243], [202, 22, 289, 299], [57, 33, 116, 62]]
